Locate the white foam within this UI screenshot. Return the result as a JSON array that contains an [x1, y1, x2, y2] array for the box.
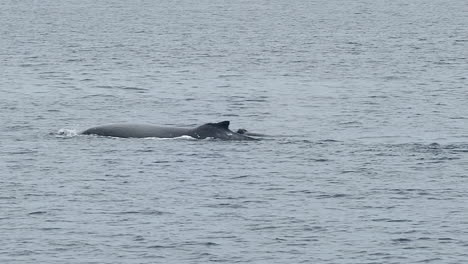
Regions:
[[139, 135, 198, 141], [55, 128, 78, 137]]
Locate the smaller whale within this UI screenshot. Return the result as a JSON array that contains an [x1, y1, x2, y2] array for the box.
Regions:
[[82, 121, 258, 140]]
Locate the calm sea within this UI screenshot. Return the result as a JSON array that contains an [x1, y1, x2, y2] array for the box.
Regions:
[[1, 0, 468, 263]]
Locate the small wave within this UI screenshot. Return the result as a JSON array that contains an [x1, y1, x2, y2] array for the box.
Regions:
[[80, 94, 118, 99], [392, 238, 412, 243], [28, 211, 47, 215], [112, 210, 167, 215], [316, 193, 349, 199], [446, 143, 468, 153], [120, 86, 147, 91]]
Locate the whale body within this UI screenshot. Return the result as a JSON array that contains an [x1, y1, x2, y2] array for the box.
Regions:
[[81, 121, 257, 140]]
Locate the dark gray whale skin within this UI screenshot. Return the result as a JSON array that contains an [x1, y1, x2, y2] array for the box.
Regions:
[[81, 121, 257, 140]]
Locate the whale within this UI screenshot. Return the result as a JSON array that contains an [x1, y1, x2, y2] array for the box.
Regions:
[[81, 121, 258, 140]]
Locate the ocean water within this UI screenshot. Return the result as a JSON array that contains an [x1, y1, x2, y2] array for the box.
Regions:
[[1, 0, 468, 263]]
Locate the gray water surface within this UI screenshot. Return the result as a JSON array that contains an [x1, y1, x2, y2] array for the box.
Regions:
[[1, 0, 468, 263]]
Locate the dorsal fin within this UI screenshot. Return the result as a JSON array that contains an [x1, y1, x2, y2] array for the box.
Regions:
[[210, 120, 230, 129]]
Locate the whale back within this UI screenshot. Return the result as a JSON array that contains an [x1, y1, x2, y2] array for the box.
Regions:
[[81, 123, 189, 138], [81, 121, 258, 140], [190, 121, 257, 140]]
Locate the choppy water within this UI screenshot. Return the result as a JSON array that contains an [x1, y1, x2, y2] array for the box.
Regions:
[[1, 0, 468, 263]]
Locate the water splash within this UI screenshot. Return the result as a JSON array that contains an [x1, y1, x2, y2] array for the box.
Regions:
[[55, 128, 78, 138]]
